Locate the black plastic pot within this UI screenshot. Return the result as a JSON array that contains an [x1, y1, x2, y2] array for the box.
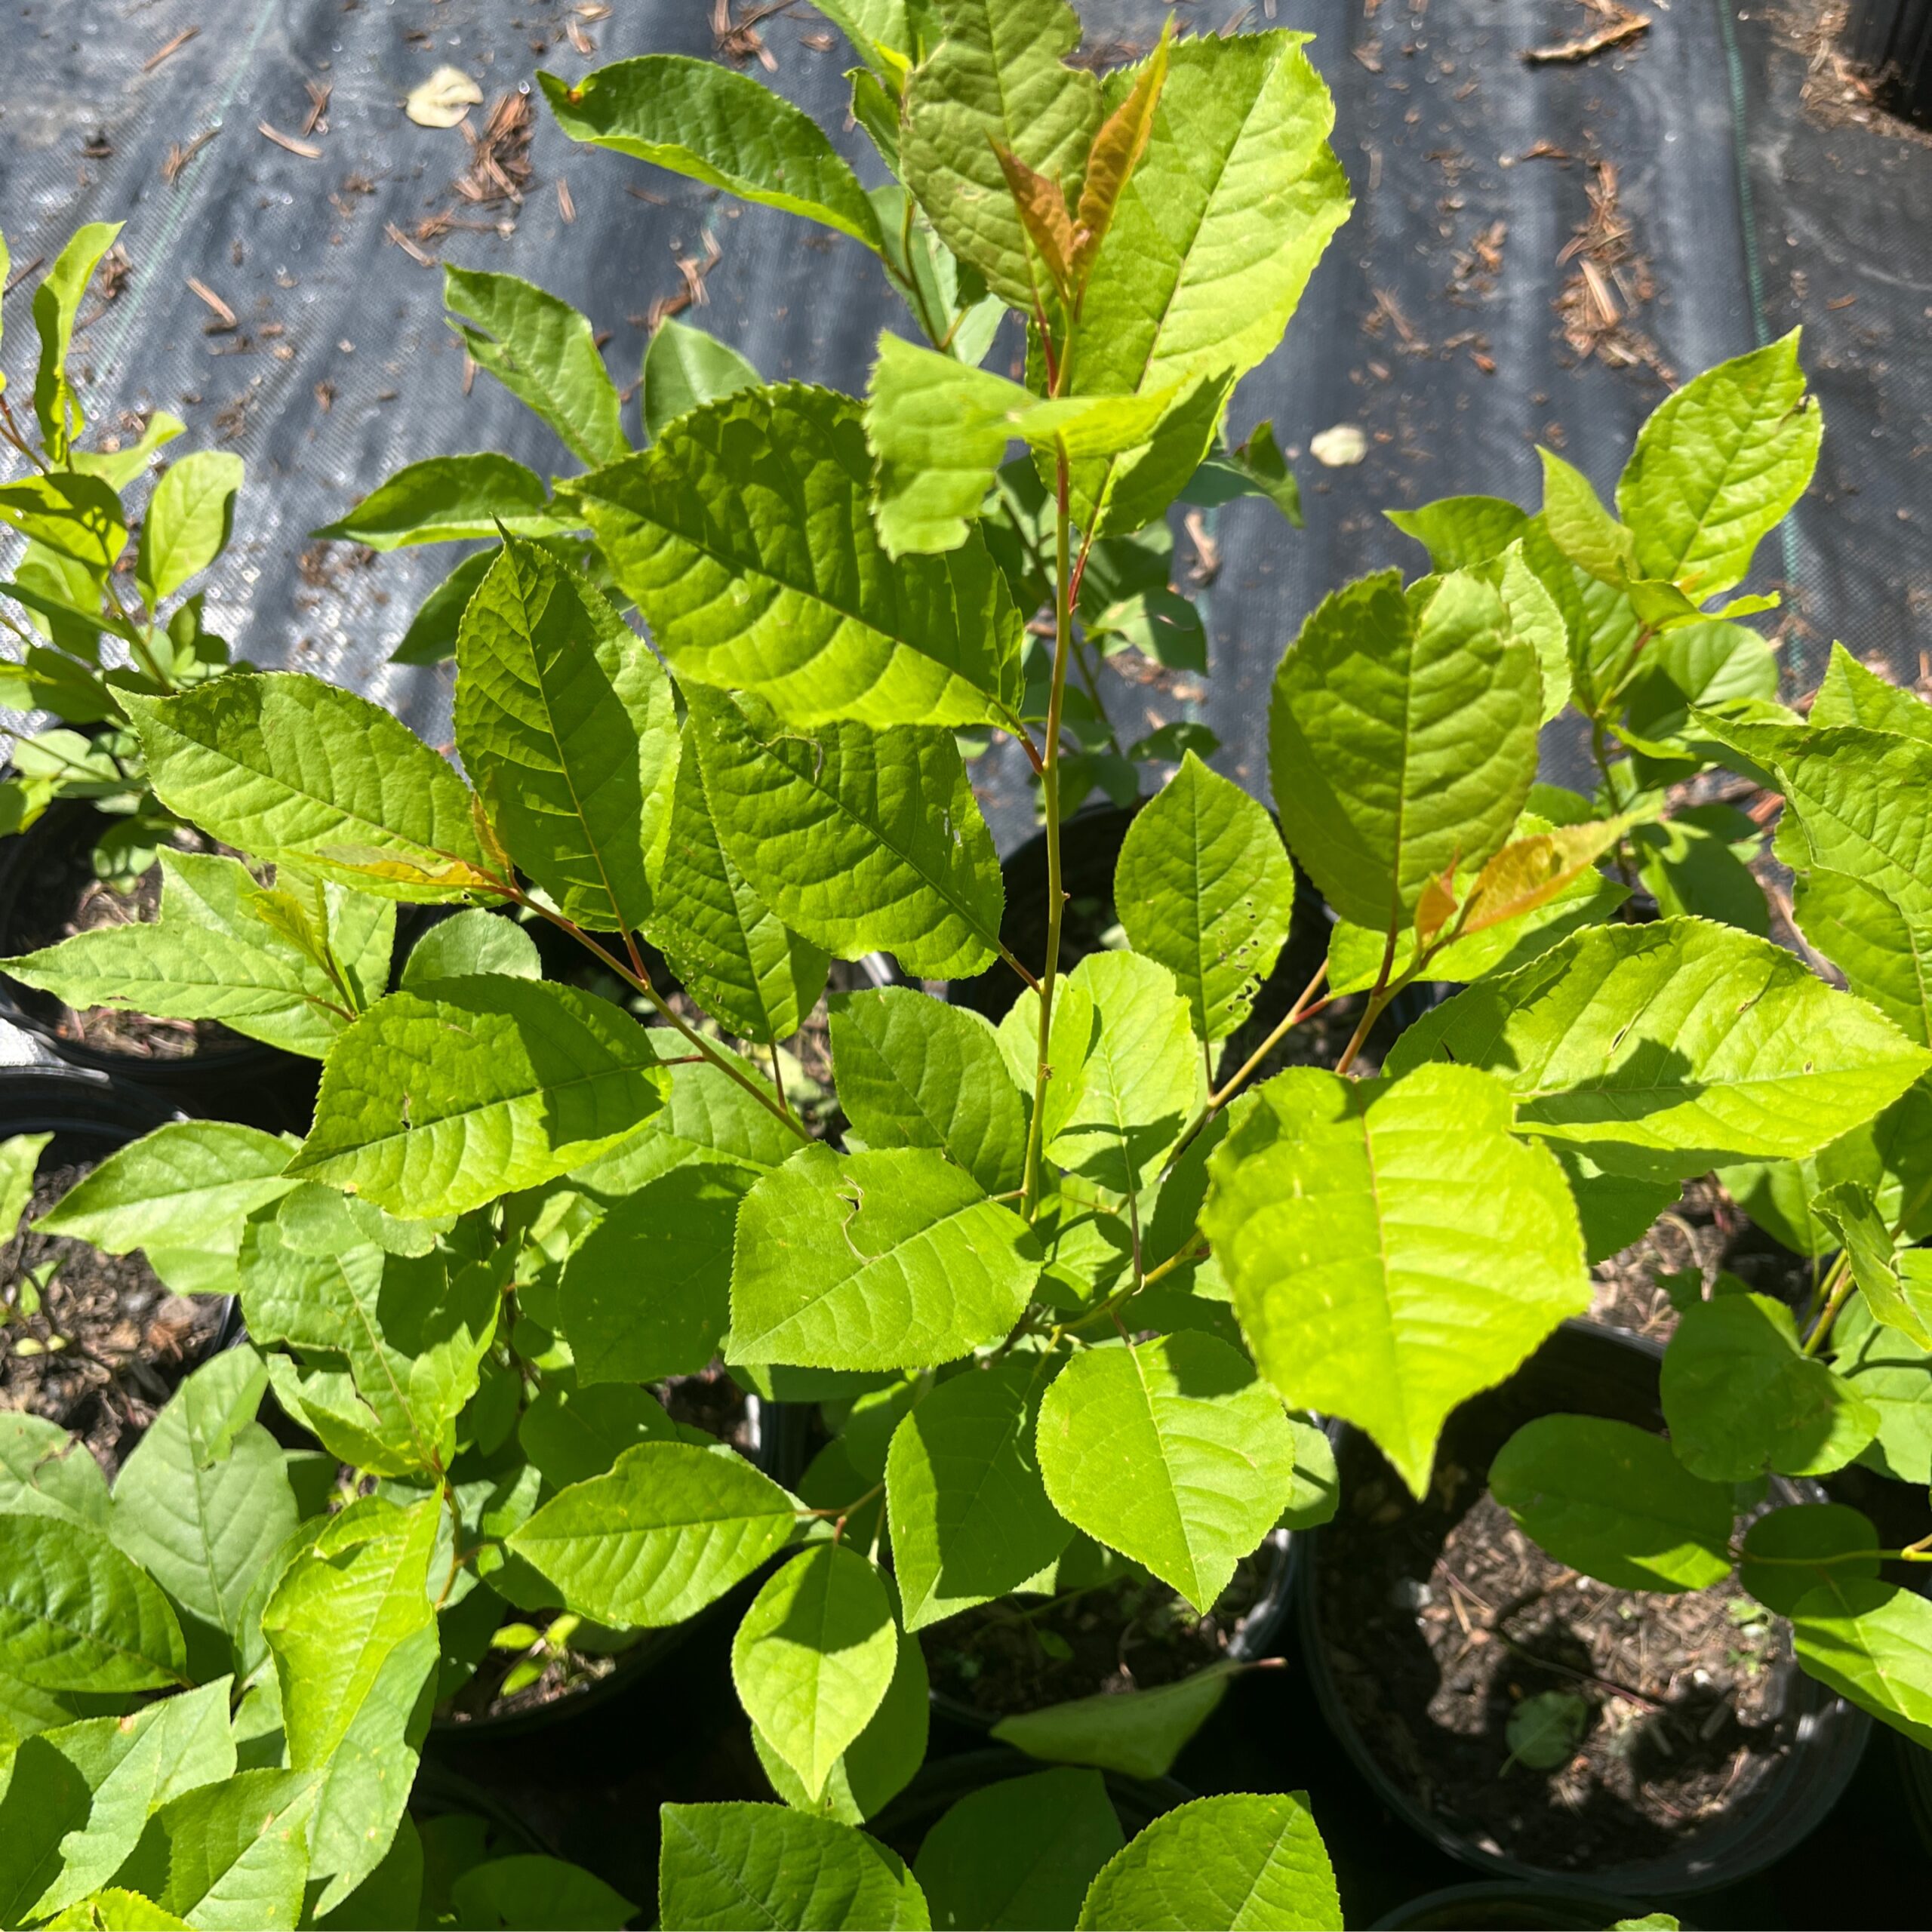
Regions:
[[1371, 1880, 1663, 1930], [864, 1744, 1194, 1866], [927, 1525, 1297, 1740], [0, 800, 317, 1131], [1847, 0, 1932, 122], [1294, 1320, 1870, 1898]]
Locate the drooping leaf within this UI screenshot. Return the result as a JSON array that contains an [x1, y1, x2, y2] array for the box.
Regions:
[[135, 452, 243, 611], [122, 673, 492, 900], [507, 1439, 798, 1628], [657, 1804, 930, 1931], [0, 1515, 186, 1691], [642, 317, 761, 444], [900, 0, 1100, 310], [288, 977, 672, 1216], [886, 1357, 1073, 1632], [1115, 752, 1294, 1043], [444, 266, 626, 468], [561, 1164, 750, 1383], [1616, 331, 1821, 601], [3, 850, 394, 1058], [992, 1661, 1234, 1780], [1384, 917, 1932, 1177], [1078, 1792, 1341, 1932], [686, 685, 1004, 980], [830, 987, 1028, 1195], [1659, 1291, 1877, 1481], [581, 384, 1024, 731], [1204, 1063, 1589, 1498], [729, 1143, 1040, 1369], [1036, 1334, 1295, 1614], [1268, 568, 1541, 931], [733, 1544, 899, 1801], [313, 454, 571, 549], [1489, 1414, 1735, 1592], [915, 1770, 1123, 1932], [454, 534, 678, 932]]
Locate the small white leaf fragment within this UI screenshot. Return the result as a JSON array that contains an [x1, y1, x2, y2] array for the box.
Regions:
[[407, 67, 483, 128], [1310, 424, 1367, 468]]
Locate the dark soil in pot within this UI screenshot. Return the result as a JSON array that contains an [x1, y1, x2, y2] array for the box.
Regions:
[[924, 1531, 1292, 1728], [1297, 1322, 1866, 1895], [1370, 1879, 1659, 1930]]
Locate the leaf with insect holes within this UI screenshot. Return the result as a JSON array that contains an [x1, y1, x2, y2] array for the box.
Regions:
[[1269, 568, 1541, 933], [582, 384, 1026, 730], [685, 686, 1004, 980], [1078, 1792, 1342, 1932], [1617, 331, 1821, 601], [1115, 752, 1294, 1043], [122, 673, 491, 901], [540, 58, 885, 252], [1204, 1063, 1590, 1498], [444, 266, 626, 467], [453, 534, 679, 933]]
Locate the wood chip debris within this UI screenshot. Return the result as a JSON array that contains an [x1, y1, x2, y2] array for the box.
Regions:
[[143, 26, 199, 72], [302, 82, 333, 138], [3, 254, 44, 296], [1183, 511, 1222, 586], [557, 177, 577, 223], [1524, 0, 1649, 63], [383, 223, 438, 269], [1554, 158, 1672, 379], [74, 244, 133, 329], [185, 276, 237, 332], [712, 0, 783, 72], [162, 128, 218, 184], [642, 232, 723, 334], [258, 121, 321, 159], [454, 89, 535, 208]]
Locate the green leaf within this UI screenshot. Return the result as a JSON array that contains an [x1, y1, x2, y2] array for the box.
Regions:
[[1078, 1792, 1340, 1932], [123, 672, 492, 900], [3, 850, 393, 1059], [1617, 331, 1820, 600], [33, 223, 122, 458], [728, 1143, 1040, 1369], [1063, 32, 1349, 525], [72, 410, 189, 494], [0, 472, 128, 572], [109, 1347, 300, 1651], [0, 1413, 108, 1527], [733, 1545, 898, 1801], [1384, 918, 1932, 1177], [915, 1769, 1123, 1932], [900, 0, 1100, 309], [643, 318, 761, 444], [1835, 1297, 1932, 1482], [1115, 753, 1294, 1044], [449, 1855, 636, 1930], [454, 534, 678, 931], [1489, 1414, 1734, 1592], [1204, 1063, 1589, 1498], [520, 1383, 675, 1491], [686, 686, 1004, 980], [14, 1681, 235, 1921], [1738, 1503, 1879, 1615], [400, 909, 542, 987], [646, 723, 830, 1044], [112, 1768, 314, 1932], [886, 1357, 1073, 1632], [240, 1186, 502, 1475], [0, 1131, 48, 1242], [1810, 641, 1932, 743], [1621, 621, 1780, 749], [136, 453, 243, 609], [540, 59, 884, 251], [1792, 866, 1932, 1048], [444, 266, 626, 468], [1268, 568, 1541, 931], [44, 1890, 195, 1929], [1659, 1291, 1876, 1481], [992, 1661, 1234, 1780], [830, 987, 1027, 1195], [37, 1121, 297, 1274], [658, 1804, 929, 1931], [288, 977, 672, 1216], [314, 454, 571, 549], [0, 1734, 94, 1927], [0, 1515, 185, 1690], [1789, 1578, 1932, 1752], [1630, 805, 1768, 937], [1811, 1180, 1932, 1346], [1036, 1333, 1297, 1614], [389, 545, 498, 666], [507, 1439, 797, 1627], [581, 384, 1023, 731], [1385, 494, 1528, 571], [561, 1164, 749, 1383]]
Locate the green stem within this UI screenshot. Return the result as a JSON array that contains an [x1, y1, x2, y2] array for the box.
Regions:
[[99, 572, 168, 687], [1334, 924, 1401, 1078], [1801, 1252, 1856, 1357]]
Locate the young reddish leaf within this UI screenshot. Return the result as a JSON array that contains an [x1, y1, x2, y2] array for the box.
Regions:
[[1414, 864, 1458, 948], [993, 143, 1075, 306], [1071, 21, 1173, 285], [1455, 819, 1629, 940]]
